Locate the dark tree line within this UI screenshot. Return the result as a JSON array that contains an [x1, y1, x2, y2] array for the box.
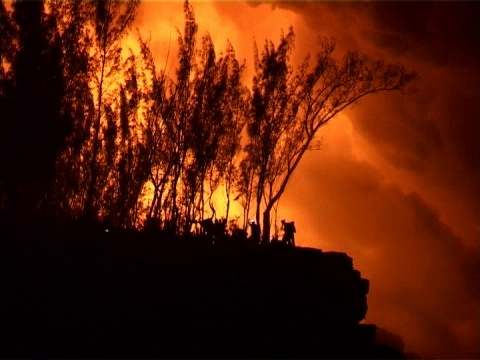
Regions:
[[0, 0, 415, 241]]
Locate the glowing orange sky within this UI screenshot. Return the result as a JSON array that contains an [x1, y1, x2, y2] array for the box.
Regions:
[[134, 2, 480, 358]]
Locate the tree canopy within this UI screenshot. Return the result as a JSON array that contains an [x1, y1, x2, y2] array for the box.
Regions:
[[0, 0, 415, 241]]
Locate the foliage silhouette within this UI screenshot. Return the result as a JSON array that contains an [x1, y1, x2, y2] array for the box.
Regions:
[[0, 0, 415, 238], [244, 28, 416, 243], [1, 0, 70, 216], [83, 0, 139, 222], [49, 0, 96, 217], [138, 3, 247, 235]]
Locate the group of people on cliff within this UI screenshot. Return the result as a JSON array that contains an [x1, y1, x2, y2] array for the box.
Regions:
[[144, 214, 297, 246], [197, 217, 296, 246]]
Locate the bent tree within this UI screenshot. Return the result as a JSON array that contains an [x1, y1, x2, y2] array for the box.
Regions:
[[243, 28, 416, 244]]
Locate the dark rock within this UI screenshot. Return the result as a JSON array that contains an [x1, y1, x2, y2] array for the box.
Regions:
[[1, 217, 405, 358]]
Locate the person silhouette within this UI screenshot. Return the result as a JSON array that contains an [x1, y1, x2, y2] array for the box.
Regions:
[[213, 218, 227, 241], [281, 219, 296, 246], [199, 218, 214, 238], [248, 220, 261, 245]]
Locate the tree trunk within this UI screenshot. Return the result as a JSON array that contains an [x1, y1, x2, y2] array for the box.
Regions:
[[147, 184, 159, 220], [84, 49, 106, 221], [225, 183, 231, 222]]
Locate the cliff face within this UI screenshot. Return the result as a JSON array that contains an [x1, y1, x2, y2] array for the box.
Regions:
[[1, 220, 404, 358]]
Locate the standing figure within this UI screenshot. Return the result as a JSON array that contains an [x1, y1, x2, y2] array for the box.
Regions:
[[199, 218, 215, 238], [248, 220, 261, 245], [213, 218, 227, 241], [281, 219, 296, 246]]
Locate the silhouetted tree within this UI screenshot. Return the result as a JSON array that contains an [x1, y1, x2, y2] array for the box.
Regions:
[[141, 50, 171, 228], [182, 35, 246, 233], [48, 0, 95, 217], [83, 0, 139, 222], [0, 0, 71, 215], [40, 1, 141, 225], [164, 2, 198, 234], [141, 3, 246, 235], [50, 0, 144, 227], [244, 29, 416, 243], [244, 28, 303, 238], [0, 0, 15, 209], [236, 154, 256, 229], [102, 52, 151, 228], [211, 44, 247, 221]]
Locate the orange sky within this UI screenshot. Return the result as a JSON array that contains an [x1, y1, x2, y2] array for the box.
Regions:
[[134, 2, 479, 358]]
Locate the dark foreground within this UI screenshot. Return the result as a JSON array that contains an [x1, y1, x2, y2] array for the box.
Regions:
[[1, 215, 404, 359]]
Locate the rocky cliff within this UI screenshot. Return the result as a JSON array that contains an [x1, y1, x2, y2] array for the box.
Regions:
[[1, 218, 405, 358]]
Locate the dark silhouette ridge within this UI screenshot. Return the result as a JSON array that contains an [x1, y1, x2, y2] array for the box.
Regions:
[[1, 214, 406, 359]]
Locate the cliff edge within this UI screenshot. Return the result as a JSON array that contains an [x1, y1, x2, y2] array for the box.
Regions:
[[1, 218, 405, 358]]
